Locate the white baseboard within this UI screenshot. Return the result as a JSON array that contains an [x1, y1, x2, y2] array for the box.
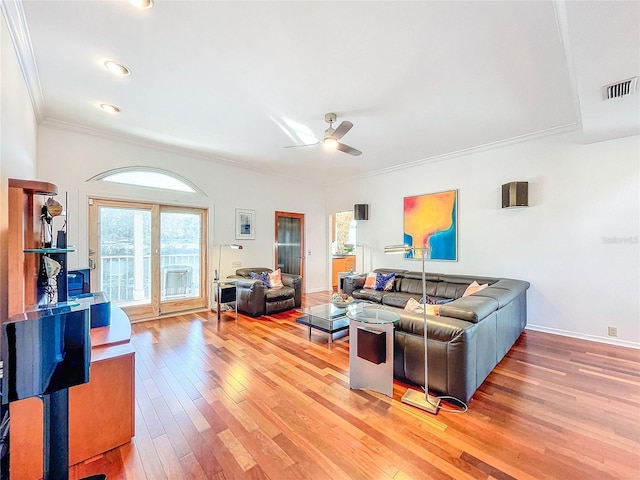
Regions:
[[305, 287, 327, 294], [526, 324, 640, 350]]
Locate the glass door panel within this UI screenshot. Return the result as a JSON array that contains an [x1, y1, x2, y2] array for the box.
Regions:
[[98, 206, 152, 309], [90, 199, 207, 320], [275, 211, 304, 278], [160, 211, 201, 301]]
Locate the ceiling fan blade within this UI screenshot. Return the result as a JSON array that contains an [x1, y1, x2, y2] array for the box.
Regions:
[[332, 121, 353, 140], [283, 141, 321, 149], [336, 142, 362, 156]]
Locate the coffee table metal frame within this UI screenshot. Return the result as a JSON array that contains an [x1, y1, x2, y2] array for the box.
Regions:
[[296, 301, 366, 346]]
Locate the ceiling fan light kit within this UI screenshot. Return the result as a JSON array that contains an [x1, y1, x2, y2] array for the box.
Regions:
[[284, 112, 362, 156], [323, 137, 338, 150]]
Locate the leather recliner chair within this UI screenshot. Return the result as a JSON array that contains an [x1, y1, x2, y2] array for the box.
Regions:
[[232, 267, 302, 317]]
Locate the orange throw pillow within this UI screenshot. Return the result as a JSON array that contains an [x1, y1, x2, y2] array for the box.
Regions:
[[363, 272, 377, 289], [269, 268, 284, 289]]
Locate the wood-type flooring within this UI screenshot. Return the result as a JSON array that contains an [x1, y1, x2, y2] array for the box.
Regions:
[[68, 291, 640, 479]]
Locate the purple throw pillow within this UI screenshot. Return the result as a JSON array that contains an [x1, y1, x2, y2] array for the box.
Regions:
[[250, 271, 271, 288]]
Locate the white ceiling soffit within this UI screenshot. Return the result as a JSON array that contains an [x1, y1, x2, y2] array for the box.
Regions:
[[6, 1, 639, 184]]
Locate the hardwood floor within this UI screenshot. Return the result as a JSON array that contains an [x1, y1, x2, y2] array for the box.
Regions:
[[69, 291, 640, 480]]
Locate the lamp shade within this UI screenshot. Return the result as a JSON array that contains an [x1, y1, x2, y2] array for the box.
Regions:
[[384, 244, 411, 254]]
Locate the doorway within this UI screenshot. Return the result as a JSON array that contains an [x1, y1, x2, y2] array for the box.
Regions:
[[88, 198, 207, 320], [274, 211, 304, 279]]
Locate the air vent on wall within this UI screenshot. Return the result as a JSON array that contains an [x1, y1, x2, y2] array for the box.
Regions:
[[603, 77, 638, 100]]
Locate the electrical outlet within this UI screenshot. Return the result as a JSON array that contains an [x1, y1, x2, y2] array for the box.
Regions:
[[608, 326, 618, 337], [232, 261, 242, 268]]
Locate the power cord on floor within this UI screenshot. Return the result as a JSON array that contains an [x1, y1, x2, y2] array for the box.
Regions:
[[435, 395, 468, 413], [421, 387, 469, 413]]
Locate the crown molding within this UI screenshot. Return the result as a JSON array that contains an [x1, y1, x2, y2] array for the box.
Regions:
[[1, 0, 45, 122], [40, 117, 323, 185], [359, 122, 581, 180]]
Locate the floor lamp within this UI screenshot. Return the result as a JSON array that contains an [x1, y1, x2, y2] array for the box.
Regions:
[[355, 244, 368, 273], [215, 244, 243, 280], [384, 244, 441, 414]]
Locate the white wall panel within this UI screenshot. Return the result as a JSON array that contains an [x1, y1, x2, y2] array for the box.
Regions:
[[326, 132, 640, 347], [36, 125, 328, 293], [0, 16, 38, 321]]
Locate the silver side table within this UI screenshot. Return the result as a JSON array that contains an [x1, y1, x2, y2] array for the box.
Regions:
[[210, 278, 238, 321], [347, 308, 400, 397]]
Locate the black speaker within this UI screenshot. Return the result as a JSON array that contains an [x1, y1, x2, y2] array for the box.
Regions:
[[357, 327, 386, 364], [502, 182, 528, 208], [354, 204, 369, 220]]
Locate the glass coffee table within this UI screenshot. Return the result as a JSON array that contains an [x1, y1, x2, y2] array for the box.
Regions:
[[296, 301, 367, 346]]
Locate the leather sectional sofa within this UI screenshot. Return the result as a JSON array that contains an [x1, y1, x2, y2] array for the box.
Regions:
[[343, 269, 530, 403], [232, 267, 302, 317]]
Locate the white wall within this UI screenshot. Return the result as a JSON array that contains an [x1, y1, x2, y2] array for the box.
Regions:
[[0, 14, 38, 321], [36, 125, 328, 293], [326, 132, 640, 348]]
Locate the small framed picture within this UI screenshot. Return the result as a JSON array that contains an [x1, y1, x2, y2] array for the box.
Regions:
[[235, 209, 255, 240]]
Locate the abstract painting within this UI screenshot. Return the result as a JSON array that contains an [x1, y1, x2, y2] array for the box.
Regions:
[[404, 190, 457, 261]]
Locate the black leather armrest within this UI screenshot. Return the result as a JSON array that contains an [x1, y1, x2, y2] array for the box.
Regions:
[[236, 279, 267, 316], [282, 273, 302, 307], [343, 274, 366, 295]]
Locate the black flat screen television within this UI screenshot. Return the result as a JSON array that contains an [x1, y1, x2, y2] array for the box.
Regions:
[[1, 302, 90, 403]]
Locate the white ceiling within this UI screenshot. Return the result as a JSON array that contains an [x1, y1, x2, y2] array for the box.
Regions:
[[7, 1, 640, 184]]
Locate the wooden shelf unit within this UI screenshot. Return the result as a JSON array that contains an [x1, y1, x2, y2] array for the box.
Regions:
[[5, 178, 135, 480]]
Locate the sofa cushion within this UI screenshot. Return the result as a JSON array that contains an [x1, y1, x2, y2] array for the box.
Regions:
[[381, 292, 414, 308], [352, 288, 385, 303], [404, 297, 441, 316], [236, 267, 272, 278], [265, 285, 295, 302], [364, 304, 470, 342], [435, 281, 470, 299], [472, 279, 528, 307], [438, 295, 499, 323]]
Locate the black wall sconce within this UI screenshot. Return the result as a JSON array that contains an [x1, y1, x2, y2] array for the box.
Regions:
[[502, 182, 528, 208], [354, 204, 369, 220]]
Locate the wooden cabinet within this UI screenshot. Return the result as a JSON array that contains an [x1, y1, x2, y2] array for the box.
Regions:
[[9, 307, 135, 479], [5, 178, 135, 479], [332, 256, 355, 292]]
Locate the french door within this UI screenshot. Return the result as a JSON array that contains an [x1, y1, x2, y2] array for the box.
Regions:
[[274, 211, 304, 278], [89, 198, 207, 320]]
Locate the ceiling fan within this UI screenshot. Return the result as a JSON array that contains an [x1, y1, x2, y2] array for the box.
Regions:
[[285, 113, 362, 156]]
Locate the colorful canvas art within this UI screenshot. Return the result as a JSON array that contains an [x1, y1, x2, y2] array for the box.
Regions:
[[403, 190, 457, 261]]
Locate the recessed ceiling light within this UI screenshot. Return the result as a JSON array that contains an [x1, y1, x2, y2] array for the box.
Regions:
[[104, 61, 130, 76], [100, 104, 121, 114], [129, 0, 153, 8]]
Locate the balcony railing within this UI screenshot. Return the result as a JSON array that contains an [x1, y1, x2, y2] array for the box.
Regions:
[[100, 253, 201, 303]]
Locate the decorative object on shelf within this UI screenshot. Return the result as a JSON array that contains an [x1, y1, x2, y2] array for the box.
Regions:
[[216, 243, 243, 280], [385, 243, 441, 414], [404, 190, 457, 261], [354, 204, 369, 220], [330, 292, 354, 307], [42, 256, 62, 304], [235, 208, 255, 240], [501, 181, 528, 208]]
